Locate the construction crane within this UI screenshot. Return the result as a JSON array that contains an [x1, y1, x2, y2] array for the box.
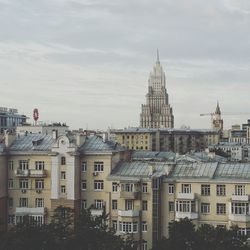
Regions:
[[200, 112, 250, 129]]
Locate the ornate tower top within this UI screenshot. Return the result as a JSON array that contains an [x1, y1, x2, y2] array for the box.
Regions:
[[215, 101, 221, 115]]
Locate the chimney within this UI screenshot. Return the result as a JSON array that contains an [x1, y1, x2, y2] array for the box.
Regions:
[[103, 132, 108, 143], [76, 133, 86, 146], [4, 131, 17, 147], [52, 129, 58, 140]]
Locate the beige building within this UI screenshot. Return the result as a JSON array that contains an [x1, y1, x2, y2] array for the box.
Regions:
[[1, 131, 250, 250], [140, 51, 174, 129], [113, 128, 220, 154]]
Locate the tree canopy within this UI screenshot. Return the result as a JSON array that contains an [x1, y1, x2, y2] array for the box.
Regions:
[[153, 217, 250, 250], [0, 206, 137, 250]]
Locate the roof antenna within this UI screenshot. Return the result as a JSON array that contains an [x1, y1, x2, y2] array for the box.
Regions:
[[156, 48, 160, 63]]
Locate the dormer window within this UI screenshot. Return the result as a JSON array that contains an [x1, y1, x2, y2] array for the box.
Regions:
[[61, 156, 66, 165]]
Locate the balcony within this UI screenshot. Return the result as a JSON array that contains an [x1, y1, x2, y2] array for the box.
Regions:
[[90, 209, 103, 216], [175, 211, 198, 220], [120, 191, 140, 199], [229, 213, 250, 222], [176, 192, 195, 200], [231, 194, 249, 202], [118, 210, 140, 217], [29, 169, 47, 178], [15, 207, 45, 215], [14, 169, 29, 177]]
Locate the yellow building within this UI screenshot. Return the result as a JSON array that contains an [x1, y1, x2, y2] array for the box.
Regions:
[[1, 131, 250, 250], [113, 128, 220, 154]]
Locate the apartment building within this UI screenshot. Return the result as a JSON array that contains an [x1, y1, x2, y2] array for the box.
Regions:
[[113, 128, 220, 154], [1, 131, 250, 250]]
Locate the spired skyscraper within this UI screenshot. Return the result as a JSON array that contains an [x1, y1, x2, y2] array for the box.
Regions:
[[140, 51, 174, 128]]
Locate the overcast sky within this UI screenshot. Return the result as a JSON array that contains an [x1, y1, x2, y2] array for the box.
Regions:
[[1, 0, 250, 130]]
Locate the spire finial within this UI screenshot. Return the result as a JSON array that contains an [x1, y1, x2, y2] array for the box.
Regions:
[[156, 49, 160, 63]]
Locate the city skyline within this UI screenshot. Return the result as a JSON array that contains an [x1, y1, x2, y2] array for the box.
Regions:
[[1, 0, 250, 130]]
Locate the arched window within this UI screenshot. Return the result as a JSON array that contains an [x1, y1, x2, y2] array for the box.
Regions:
[[61, 156, 66, 165]]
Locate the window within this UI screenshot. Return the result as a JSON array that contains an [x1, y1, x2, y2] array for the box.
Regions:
[[61, 156, 66, 165], [35, 179, 44, 189], [216, 203, 226, 214], [20, 198, 28, 207], [8, 198, 13, 208], [231, 202, 248, 215], [19, 160, 28, 170], [119, 221, 138, 233], [181, 184, 191, 193], [81, 162, 87, 172], [142, 183, 148, 193], [125, 200, 133, 210], [142, 200, 148, 211], [121, 183, 134, 192], [19, 179, 28, 189], [112, 182, 118, 192], [201, 185, 210, 196], [8, 215, 15, 225], [61, 185, 66, 193], [94, 162, 104, 172], [112, 200, 118, 210], [142, 221, 147, 232], [142, 241, 147, 250], [238, 228, 250, 237], [169, 201, 174, 212], [8, 161, 13, 171], [216, 185, 226, 196], [81, 200, 87, 209], [35, 198, 44, 207], [94, 180, 104, 191], [35, 161, 44, 170], [112, 220, 117, 230], [168, 184, 174, 194], [61, 171, 66, 179], [8, 179, 13, 189], [81, 180, 87, 190], [235, 185, 245, 195], [176, 200, 195, 212], [94, 199, 103, 209], [201, 203, 210, 214]]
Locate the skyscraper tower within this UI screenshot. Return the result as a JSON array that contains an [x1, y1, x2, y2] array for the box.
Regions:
[[140, 51, 174, 128]]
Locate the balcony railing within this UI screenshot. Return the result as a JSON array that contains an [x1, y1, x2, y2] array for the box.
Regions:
[[29, 169, 47, 177], [175, 211, 198, 220], [15, 207, 45, 215], [231, 194, 249, 202], [14, 169, 47, 178], [176, 192, 195, 200], [14, 169, 29, 177], [120, 191, 140, 199], [229, 213, 250, 222], [118, 210, 140, 217], [90, 209, 103, 216]]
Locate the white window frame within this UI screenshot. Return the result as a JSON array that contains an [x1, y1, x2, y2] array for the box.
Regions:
[[19, 179, 28, 189], [8, 179, 14, 189], [168, 184, 174, 194], [35, 161, 45, 170], [19, 198, 28, 207], [61, 185, 66, 193], [35, 179, 44, 189], [94, 162, 104, 172], [216, 185, 226, 196], [8, 161, 13, 171], [81, 180, 87, 190], [181, 184, 191, 193], [201, 203, 210, 214], [142, 221, 147, 232], [35, 198, 44, 208], [61, 171, 66, 180], [94, 180, 104, 191], [235, 185, 245, 196], [94, 199, 103, 209], [81, 162, 87, 172], [142, 183, 148, 193], [112, 182, 118, 192], [19, 160, 29, 170]]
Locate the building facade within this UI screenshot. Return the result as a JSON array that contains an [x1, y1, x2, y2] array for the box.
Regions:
[[113, 128, 220, 154], [0, 107, 28, 134], [1, 131, 250, 250], [140, 52, 174, 129]]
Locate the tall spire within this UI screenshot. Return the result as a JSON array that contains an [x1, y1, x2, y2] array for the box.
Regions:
[[156, 49, 160, 64], [215, 101, 221, 115]]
